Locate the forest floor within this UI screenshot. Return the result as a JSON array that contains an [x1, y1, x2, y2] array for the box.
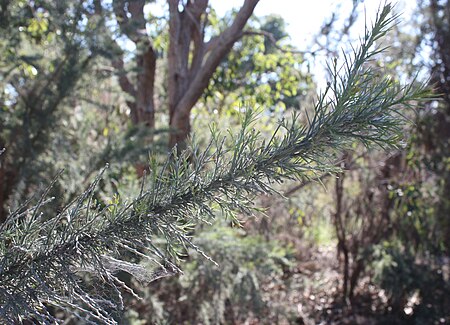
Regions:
[[258, 244, 447, 325]]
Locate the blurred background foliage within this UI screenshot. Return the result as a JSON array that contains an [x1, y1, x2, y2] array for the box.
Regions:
[[0, 0, 449, 324]]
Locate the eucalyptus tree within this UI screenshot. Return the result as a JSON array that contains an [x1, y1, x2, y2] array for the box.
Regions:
[[107, 0, 307, 149], [105, 0, 261, 149]]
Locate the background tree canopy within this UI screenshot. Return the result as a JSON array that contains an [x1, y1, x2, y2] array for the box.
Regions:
[[0, 0, 448, 324]]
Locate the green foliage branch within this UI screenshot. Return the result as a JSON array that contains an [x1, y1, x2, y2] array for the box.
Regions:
[[0, 4, 429, 324]]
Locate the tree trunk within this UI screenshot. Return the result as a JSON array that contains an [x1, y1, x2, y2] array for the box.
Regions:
[[334, 172, 350, 302], [136, 45, 156, 128], [167, 0, 259, 150], [113, 0, 157, 129], [349, 258, 364, 302], [0, 154, 16, 223], [430, 0, 450, 253]]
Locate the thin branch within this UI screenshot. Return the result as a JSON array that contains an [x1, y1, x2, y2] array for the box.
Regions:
[[111, 57, 136, 98]]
